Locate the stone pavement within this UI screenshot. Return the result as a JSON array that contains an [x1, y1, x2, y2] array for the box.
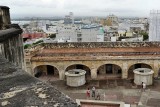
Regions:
[[46, 79, 160, 107]]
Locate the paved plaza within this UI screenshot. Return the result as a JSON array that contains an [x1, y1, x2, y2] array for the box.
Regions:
[[38, 77, 160, 107]]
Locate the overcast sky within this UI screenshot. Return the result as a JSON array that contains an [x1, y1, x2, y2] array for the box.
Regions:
[[0, 0, 159, 18]]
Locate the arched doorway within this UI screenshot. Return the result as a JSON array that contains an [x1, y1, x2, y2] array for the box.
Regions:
[[34, 65, 59, 81], [97, 64, 122, 80], [128, 63, 152, 79], [65, 64, 91, 80]]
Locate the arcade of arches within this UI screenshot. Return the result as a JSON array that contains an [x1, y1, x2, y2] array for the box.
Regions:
[[34, 65, 59, 81], [128, 63, 152, 79], [31, 60, 159, 81], [97, 64, 122, 80]]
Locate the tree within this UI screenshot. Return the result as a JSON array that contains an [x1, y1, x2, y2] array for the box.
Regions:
[[48, 34, 56, 39], [24, 44, 31, 49], [140, 32, 148, 41], [23, 24, 29, 28], [33, 40, 43, 45]]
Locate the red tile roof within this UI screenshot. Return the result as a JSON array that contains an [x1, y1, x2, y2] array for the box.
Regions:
[[22, 33, 46, 39]]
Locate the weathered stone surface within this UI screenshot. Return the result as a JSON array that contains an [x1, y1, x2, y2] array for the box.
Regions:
[[0, 28, 22, 42], [42, 42, 160, 49], [147, 98, 160, 107], [0, 57, 78, 107], [0, 27, 24, 70]]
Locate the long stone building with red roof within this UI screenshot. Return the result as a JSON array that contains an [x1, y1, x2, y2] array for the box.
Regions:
[[25, 42, 160, 81]]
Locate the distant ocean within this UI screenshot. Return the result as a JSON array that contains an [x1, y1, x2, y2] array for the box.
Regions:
[[11, 20, 59, 26], [11, 21, 30, 25]]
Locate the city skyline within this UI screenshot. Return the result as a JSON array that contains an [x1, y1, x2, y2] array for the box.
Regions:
[[0, 0, 159, 18]]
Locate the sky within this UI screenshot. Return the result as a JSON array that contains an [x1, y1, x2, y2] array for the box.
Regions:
[[0, 0, 159, 18]]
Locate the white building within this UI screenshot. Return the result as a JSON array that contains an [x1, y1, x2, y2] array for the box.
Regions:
[[149, 10, 160, 41], [121, 35, 143, 42], [81, 25, 98, 42], [55, 24, 104, 42], [64, 12, 74, 25], [56, 25, 79, 42], [118, 29, 126, 37], [111, 37, 117, 42], [41, 24, 57, 37], [119, 22, 144, 32]]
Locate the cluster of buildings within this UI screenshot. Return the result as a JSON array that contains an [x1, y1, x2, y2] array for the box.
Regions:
[[101, 15, 147, 42], [41, 12, 105, 43], [12, 9, 160, 45], [11, 10, 160, 46], [15, 12, 104, 44], [12, 12, 151, 46]]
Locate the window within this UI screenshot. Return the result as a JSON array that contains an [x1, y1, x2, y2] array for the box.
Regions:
[[77, 38, 82, 42], [77, 34, 82, 37]]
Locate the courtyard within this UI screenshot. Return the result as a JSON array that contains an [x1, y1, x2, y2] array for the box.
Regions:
[[38, 77, 160, 107]]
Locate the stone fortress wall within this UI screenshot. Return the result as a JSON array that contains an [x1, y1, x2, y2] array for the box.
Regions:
[[0, 26, 24, 69]]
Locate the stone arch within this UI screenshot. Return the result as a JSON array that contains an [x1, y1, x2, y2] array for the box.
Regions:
[[128, 63, 153, 79], [65, 64, 91, 80], [34, 65, 60, 81], [32, 63, 60, 73], [97, 63, 122, 79]]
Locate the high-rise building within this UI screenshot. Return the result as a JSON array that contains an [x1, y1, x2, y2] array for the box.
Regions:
[[64, 12, 74, 25], [149, 10, 160, 41], [69, 12, 74, 25]]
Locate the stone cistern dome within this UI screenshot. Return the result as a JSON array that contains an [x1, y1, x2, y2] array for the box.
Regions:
[[133, 68, 154, 85], [65, 69, 86, 87]]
